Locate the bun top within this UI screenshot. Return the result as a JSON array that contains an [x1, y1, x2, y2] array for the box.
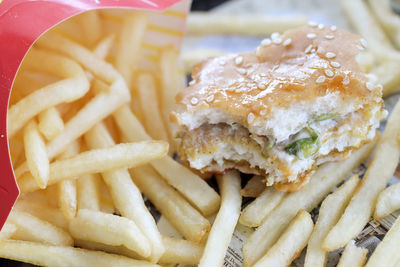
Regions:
[[176, 25, 382, 126]]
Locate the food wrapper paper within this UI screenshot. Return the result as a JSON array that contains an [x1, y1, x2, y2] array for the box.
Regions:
[[0, 0, 190, 228]]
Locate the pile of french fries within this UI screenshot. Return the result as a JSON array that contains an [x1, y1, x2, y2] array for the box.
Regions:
[[4, 9, 222, 266], [2, 2, 400, 267]]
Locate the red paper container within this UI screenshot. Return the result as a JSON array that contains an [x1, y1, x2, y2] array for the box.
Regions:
[[0, 0, 188, 229]]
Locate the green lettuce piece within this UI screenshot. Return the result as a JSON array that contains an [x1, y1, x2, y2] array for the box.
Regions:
[[285, 127, 320, 158], [314, 113, 339, 122]]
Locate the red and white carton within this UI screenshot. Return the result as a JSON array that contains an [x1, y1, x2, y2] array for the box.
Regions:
[[0, 0, 189, 229]]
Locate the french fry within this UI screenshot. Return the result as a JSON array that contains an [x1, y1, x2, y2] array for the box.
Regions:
[[9, 133, 25, 168], [355, 52, 376, 73], [23, 120, 49, 189], [253, 210, 314, 267], [58, 179, 77, 220], [323, 100, 400, 251], [18, 190, 50, 206], [199, 171, 242, 267], [8, 211, 73, 246], [46, 78, 129, 159], [84, 123, 165, 262], [103, 115, 120, 143], [13, 199, 68, 231], [77, 173, 100, 211], [182, 49, 226, 74], [365, 214, 400, 267], [339, 0, 400, 61], [152, 156, 221, 216], [35, 33, 130, 158], [38, 107, 64, 141], [114, 13, 147, 119], [44, 184, 59, 208], [8, 49, 90, 136], [77, 235, 204, 265], [136, 72, 169, 142], [74, 239, 142, 259], [304, 175, 359, 267], [10, 70, 59, 105], [98, 178, 116, 214], [49, 17, 84, 44], [57, 140, 80, 220], [93, 34, 115, 60], [374, 182, 400, 220], [242, 138, 377, 267], [76, 10, 102, 48], [0, 240, 159, 267], [371, 60, 400, 97], [18, 141, 168, 193], [0, 223, 17, 240], [115, 12, 147, 86], [337, 240, 367, 267], [239, 187, 285, 227], [113, 105, 221, 216], [159, 46, 184, 149], [240, 175, 266, 198], [36, 32, 120, 83], [130, 165, 211, 243], [368, 0, 400, 49], [159, 236, 204, 265], [13, 162, 29, 180], [69, 209, 151, 258], [186, 12, 308, 36]]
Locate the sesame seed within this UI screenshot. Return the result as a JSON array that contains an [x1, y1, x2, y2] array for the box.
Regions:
[[311, 48, 316, 53], [360, 38, 368, 48], [235, 56, 243, 65], [330, 61, 341, 68], [317, 46, 324, 55], [318, 24, 324, 30], [283, 38, 292, 46], [258, 83, 266, 90], [308, 21, 317, 27], [307, 33, 317, 39], [237, 68, 247, 75], [305, 44, 313, 53], [248, 112, 255, 123], [271, 32, 280, 39], [272, 38, 282, 44], [260, 110, 267, 116], [261, 38, 272, 46], [325, 69, 334, 77], [190, 97, 198, 105], [189, 80, 195, 85], [342, 76, 350, 85], [356, 45, 365, 51], [206, 95, 214, 103], [325, 34, 334, 40], [316, 76, 326, 83], [330, 25, 337, 31], [366, 82, 374, 90], [325, 52, 336, 58]]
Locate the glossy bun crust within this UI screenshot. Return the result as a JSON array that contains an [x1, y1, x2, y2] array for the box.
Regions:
[[174, 25, 381, 128]]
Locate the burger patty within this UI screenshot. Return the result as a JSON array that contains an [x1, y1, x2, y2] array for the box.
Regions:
[[178, 103, 385, 185]]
